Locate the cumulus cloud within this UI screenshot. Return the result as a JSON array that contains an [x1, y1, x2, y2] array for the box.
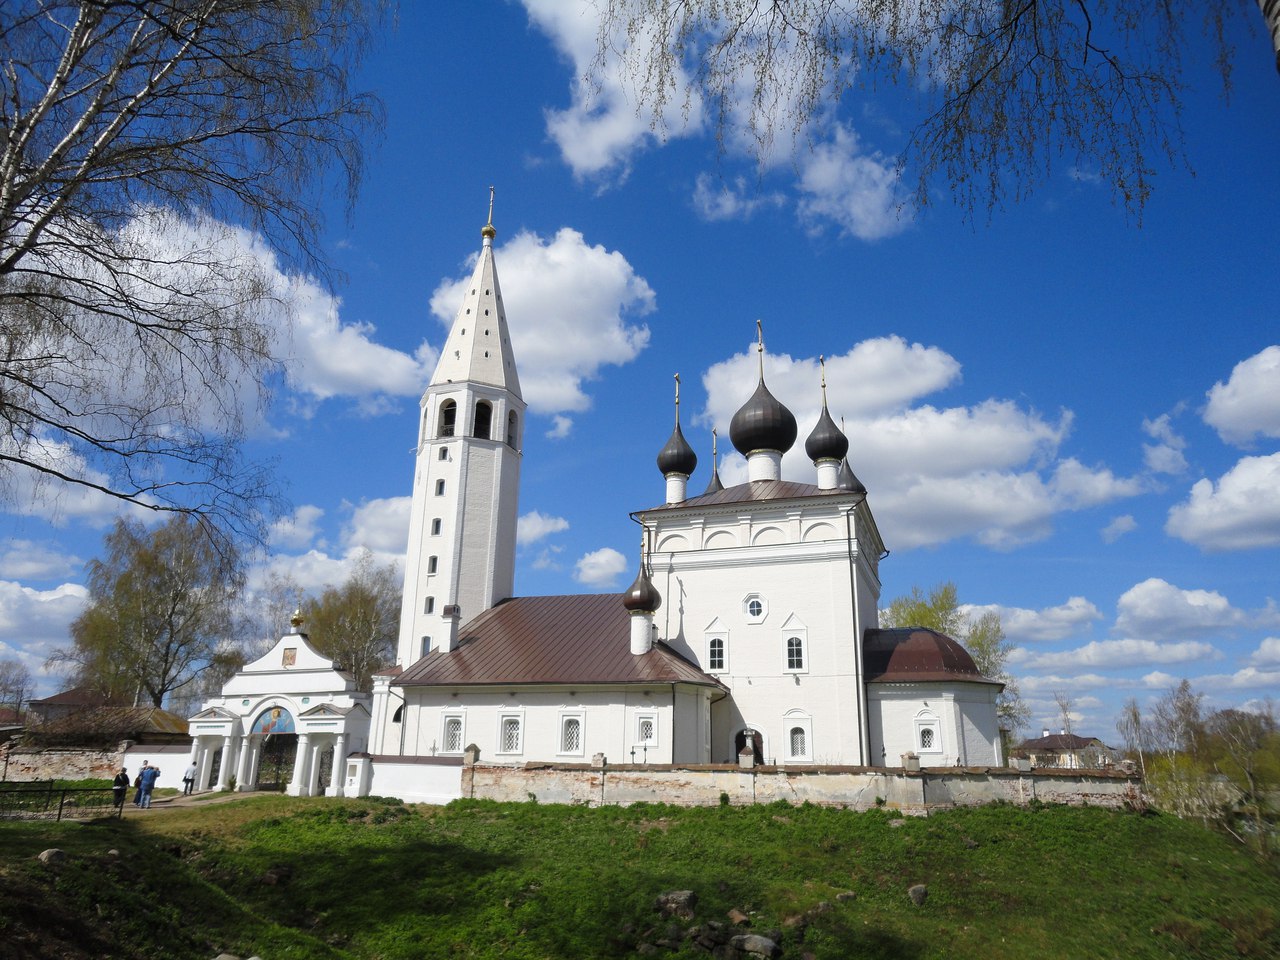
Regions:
[[692, 173, 786, 222], [1142, 414, 1188, 475], [546, 415, 574, 440], [796, 124, 911, 240], [522, 0, 702, 180], [1149, 666, 1280, 692], [0, 581, 89, 696], [518, 511, 570, 546], [574, 547, 628, 587], [1203, 345, 1280, 445], [964, 597, 1103, 643], [270, 505, 326, 552], [1015, 638, 1219, 671], [1114, 578, 1247, 641], [698, 338, 1140, 550], [1101, 515, 1137, 543], [1019, 673, 1117, 693], [430, 228, 654, 425], [1248, 637, 1280, 666], [342, 497, 410, 557], [1165, 453, 1280, 550], [0, 541, 80, 582]]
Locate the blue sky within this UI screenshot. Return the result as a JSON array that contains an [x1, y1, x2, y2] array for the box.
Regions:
[[3, 3, 1278, 741]]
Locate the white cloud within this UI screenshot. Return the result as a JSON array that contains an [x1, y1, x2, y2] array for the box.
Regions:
[[0, 541, 80, 582], [1101, 515, 1137, 543], [964, 597, 1102, 643], [1020, 673, 1117, 693], [522, 0, 702, 180], [698, 338, 1139, 550], [430, 228, 654, 420], [546, 415, 574, 440], [1170, 667, 1280, 692], [796, 124, 911, 240], [692, 174, 785, 222], [573, 547, 628, 587], [1203, 345, 1280, 445], [518, 511, 570, 546], [531, 545, 565, 571], [1015, 638, 1219, 671], [1247, 637, 1280, 666], [270, 505, 325, 552], [1114, 578, 1247, 641], [1141, 414, 1188, 475], [342, 497, 410, 557], [0, 581, 89, 697], [1165, 453, 1280, 550]]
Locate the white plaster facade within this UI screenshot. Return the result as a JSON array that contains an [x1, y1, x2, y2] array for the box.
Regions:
[[188, 626, 370, 796]]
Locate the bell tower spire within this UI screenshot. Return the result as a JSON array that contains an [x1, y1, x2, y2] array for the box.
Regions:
[[396, 194, 527, 665]]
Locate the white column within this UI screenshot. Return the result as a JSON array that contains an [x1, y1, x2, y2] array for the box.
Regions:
[[235, 735, 253, 790], [216, 735, 235, 790], [305, 738, 324, 796], [243, 739, 261, 789], [287, 733, 312, 796], [330, 733, 348, 797]]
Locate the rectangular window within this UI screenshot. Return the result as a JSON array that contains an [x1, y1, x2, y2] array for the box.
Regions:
[[443, 715, 463, 753], [785, 636, 805, 672], [435, 479, 446, 495], [427, 556, 438, 574], [499, 715, 522, 754], [431, 519, 442, 535], [424, 596, 435, 614], [420, 636, 431, 658]]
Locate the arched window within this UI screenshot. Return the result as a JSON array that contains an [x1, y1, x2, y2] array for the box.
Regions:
[[708, 636, 726, 672], [790, 726, 807, 757], [435, 479, 445, 496], [506, 411, 518, 447], [786, 636, 805, 671], [561, 716, 583, 754], [424, 596, 435, 614], [473, 400, 492, 439], [437, 400, 457, 438], [443, 715, 463, 752]]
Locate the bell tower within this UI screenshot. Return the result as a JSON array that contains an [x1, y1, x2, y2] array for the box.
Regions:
[[396, 192, 525, 665]]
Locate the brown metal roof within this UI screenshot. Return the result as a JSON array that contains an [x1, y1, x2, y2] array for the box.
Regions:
[[1015, 732, 1102, 751], [642, 479, 854, 512], [863, 628, 1003, 686], [396, 593, 723, 689]]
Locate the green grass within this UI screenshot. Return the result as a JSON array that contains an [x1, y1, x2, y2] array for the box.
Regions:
[[1, 797, 1277, 959]]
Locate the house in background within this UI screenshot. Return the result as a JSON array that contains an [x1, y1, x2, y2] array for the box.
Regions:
[[1013, 730, 1116, 769], [26, 685, 114, 726]]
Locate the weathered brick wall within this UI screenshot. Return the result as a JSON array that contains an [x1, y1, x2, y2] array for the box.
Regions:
[[463, 763, 1138, 813], [1, 743, 126, 782]]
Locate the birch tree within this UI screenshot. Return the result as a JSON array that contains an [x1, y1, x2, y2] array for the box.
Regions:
[[593, 1, 1277, 218], [301, 549, 399, 688], [1, 1, 381, 545]]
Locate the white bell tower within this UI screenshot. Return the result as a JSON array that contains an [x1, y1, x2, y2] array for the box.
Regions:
[[396, 193, 525, 666]]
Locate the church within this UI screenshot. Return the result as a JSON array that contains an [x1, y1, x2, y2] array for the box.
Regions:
[[187, 208, 1004, 800]]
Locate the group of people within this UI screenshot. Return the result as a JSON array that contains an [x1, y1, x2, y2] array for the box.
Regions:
[[110, 760, 199, 809]]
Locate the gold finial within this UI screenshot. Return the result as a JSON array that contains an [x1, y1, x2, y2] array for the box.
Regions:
[[290, 608, 303, 632], [481, 186, 497, 239]]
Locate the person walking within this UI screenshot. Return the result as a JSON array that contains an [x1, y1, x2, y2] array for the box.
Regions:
[[112, 767, 129, 809], [133, 762, 148, 806], [139, 762, 161, 808], [182, 761, 197, 796]]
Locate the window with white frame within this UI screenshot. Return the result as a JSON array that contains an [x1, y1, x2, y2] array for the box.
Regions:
[[428, 556, 438, 574], [442, 714, 464, 753], [559, 714, 584, 756], [498, 714, 523, 754], [636, 713, 658, 747], [915, 711, 942, 755], [743, 593, 767, 622], [430, 518, 442, 535], [783, 710, 813, 762], [707, 634, 727, 672], [785, 635, 805, 672]]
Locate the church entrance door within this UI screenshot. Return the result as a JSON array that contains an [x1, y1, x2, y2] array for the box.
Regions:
[[257, 735, 296, 791]]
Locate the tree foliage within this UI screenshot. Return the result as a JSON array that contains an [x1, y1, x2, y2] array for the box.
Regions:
[[0, 1, 382, 545], [300, 549, 399, 688], [593, 1, 1272, 219], [54, 514, 241, 708], [0, 657, 33, 711], [881, 581, 1030, 734]]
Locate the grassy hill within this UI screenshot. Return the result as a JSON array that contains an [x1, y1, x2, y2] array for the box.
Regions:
[[1, 796, 1276, 959]]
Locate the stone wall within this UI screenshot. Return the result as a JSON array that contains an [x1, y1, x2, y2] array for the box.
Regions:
[[461, 762, 1139, 813], [1, 743, 126, 782]]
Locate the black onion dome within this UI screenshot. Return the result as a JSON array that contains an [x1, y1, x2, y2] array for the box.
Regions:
[[805, 405, 848, 463], [622, 566, 662, 613], [837, 457, 867, 495], [656, 422, 697, 476], [729, 379, 798, 456]]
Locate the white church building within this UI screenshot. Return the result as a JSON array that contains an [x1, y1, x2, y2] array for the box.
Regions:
[[189, 206, 1004, 800]]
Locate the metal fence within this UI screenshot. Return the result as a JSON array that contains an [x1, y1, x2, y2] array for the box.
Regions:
[[0, 783, 123, 821]]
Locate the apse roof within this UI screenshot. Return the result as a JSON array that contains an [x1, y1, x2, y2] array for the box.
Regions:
[[395, 593, 723, 689], [862, 628, 1003, 686]]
